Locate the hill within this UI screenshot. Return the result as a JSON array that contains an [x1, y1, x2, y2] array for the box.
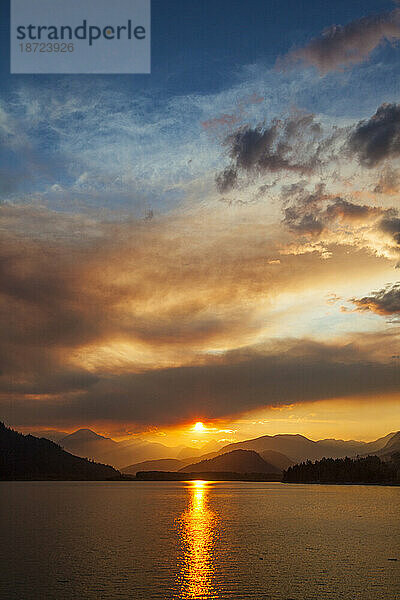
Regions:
[[180, 449, 281, 474], [0, 423, 119, 480], [260, 449, 295, 470]]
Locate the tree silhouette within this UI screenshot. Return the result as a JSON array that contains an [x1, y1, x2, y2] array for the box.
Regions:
[[283, 454, 400, 484]]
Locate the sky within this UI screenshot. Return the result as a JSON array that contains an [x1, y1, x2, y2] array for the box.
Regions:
[[1, 0, 400, 444]]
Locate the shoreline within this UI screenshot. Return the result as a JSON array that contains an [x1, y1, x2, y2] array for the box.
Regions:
[[1, 477, 399, 486]]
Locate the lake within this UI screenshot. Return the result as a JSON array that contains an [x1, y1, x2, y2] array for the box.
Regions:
[[0, 481, 398, 599]]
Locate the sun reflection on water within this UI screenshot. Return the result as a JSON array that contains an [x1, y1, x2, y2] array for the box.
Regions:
[[177, 480, 218, 599]]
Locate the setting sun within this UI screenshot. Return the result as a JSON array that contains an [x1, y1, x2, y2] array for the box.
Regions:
[[193, 422, 205, 432]]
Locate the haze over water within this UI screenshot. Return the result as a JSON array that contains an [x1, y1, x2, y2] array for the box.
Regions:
[[1, 481, 399, 600]]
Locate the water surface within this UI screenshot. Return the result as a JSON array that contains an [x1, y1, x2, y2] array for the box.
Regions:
[[0, 481, 398, 599]]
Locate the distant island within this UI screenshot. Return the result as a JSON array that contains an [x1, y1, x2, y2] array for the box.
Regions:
[[283, 454, 400, 485]]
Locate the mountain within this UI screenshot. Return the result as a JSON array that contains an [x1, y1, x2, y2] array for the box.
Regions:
[[32, 426, 400, 469], [217, 432, 400, 463], [58, 429, 205, 468], [217, 434, 322, 463], [354, 432, 397, 454], [372, 432, 400, 459], [108, 439, 195, 468], [27, 430, 68, 443], [176, 445, 220, 460], [59, 429, 118, 464], [260, 449, 295, 470], [180, 449, 281, 474], [0, 423, 119, 480], [122, 458, 188, 475]]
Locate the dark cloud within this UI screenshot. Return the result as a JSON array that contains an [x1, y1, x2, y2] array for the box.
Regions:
[[380, 215, 400, 246], [281, 185, 382, 237], [283, 207, 325, 236], [215, 112, 322, 191], [349, 103, 400, 167], [215, 167, 238, 193], [281, 184, 400, 256], [350, 282, 400, 316], [278, 9, 400, 73], [1, 339, 399, 428], [325, 198, 380, 221], [282, 184, 326, 235]]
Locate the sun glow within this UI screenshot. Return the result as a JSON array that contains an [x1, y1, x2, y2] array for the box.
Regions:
[[193, 421, 205, 432], [178, 480, 216, 599]]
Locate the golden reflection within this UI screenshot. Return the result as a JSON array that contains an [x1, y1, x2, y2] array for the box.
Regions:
[[177, 480, 217, 599]]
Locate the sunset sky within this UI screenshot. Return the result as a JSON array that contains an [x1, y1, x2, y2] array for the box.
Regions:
[[1, 0, 400, 445]]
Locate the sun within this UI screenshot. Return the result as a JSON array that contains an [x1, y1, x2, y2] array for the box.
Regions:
[[193, 421, 205, 432]]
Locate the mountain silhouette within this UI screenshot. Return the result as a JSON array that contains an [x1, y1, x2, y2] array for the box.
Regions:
[[259, 449, 295, 470], [180, 449, 281, 474], [26, 426, 400, 471], [27, 429, 68, 443], [59, 429, 118, 463], [370, 431, 400, 459], [57, 428, 204, 468], [0, 423, 119, 480], [216, 432, 399, 463]]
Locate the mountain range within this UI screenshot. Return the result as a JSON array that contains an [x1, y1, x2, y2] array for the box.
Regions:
[[19, 426, 400, 474], [36, 428, 223, 469], [3, 422, 400, 481], [216, 432, 397, 463], [123, 430, 399, 474]]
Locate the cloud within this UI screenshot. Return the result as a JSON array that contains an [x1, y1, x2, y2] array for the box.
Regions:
[[349, 103, 400, 167], [0, 202, 397, 429], [215, 111, 323, 191], [350, 282, 400, 319], [379, 214, 400, 245], [374, 167, 400, 194], [278, 9, 400, 74], [282, 185, 379, 234], [0, 203, 292, 395], [215, 167, 238, 193], [2, 338, 399, 428], [280, 182, 400, 260]]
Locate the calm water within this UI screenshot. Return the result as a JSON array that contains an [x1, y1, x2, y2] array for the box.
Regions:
[[0, 481, 399, 600]]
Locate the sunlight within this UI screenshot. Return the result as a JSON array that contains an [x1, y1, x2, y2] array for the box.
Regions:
[[193, 422, 205, 432], [178, 480, 216, 599]]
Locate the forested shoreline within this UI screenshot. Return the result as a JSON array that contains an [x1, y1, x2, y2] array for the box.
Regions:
[[283, 455, 400, 485]]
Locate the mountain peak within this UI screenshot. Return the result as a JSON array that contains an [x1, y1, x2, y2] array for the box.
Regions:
[[62, 429, 112, 442], [180, 448, 281, 474]]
